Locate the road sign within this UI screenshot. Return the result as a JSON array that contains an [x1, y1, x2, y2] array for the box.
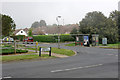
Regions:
[[39, 47, 51, 57], [41, 48, 50, 52]]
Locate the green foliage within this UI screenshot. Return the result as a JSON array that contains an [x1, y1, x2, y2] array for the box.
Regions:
[[2, 14, 16, 36], [79, 11, 118, 44], [40, 20, 47, 27], [70, 28, 78, 34], [33, 35, 75, 42], [33, 35, 55, 42], [60, 35, 75, 42], [109, 10, 120, 41], [16, 35, 25, 41], [31, 20, 47, 28], [31, 21, 40, 28], [1, 49, 28, 54], [28, 28, 33, 37], [70, 28, 78, 39]]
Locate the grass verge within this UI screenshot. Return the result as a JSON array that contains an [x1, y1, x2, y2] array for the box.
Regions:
[[2, 54, 55, 63], [65, 42, 120, 49], [2, 46, 75, 62], [27, 46, 75, 56], [65, 43, 75, 46], [52, 47, 75, 56], [99, 43, 120, 49]]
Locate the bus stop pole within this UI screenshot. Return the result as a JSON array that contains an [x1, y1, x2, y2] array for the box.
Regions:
[[49, 47, 51, 56], [39, 47, 41, 57]]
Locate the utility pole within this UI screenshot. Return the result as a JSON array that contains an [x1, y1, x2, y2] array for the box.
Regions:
[[56, 16, 61, 49]]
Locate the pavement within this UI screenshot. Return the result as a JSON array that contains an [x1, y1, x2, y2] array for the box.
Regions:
[[2, 42, 119, 78]]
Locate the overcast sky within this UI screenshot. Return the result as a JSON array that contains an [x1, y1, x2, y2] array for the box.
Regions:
[[1, 0, 119, 29]]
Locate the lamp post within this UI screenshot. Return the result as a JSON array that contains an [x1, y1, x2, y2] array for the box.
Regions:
[[56, 16, 61, 49]]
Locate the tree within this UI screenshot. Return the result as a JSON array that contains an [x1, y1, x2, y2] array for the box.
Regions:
[[70, 28, 78, 39], [31, 21, 40, 28], [109, 10, 120, 27], [28, 28, 33, 37], [79, 11, 118, 43], [109, 10, 120, 41], [0, 14, 2, 38], [40, 20, 46, 27], [70, 28, 78, 34], [2, 14, 16, 37], [52, 24, 57, 27]]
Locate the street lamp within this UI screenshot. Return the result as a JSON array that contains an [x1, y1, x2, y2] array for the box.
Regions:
[[56, 16, 61, 49]]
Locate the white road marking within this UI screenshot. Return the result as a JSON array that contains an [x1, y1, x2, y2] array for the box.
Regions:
[[51, 70, 63, 72], [1, 76, 12, 79], [51, 64, 103, 73]]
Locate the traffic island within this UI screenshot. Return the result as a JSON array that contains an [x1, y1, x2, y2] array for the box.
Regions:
[[1, 47, 76, 63]]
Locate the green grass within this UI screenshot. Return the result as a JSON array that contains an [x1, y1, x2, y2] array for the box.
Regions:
[[65, 43, 75, 46], [26, 46, 46, 51], [65, 42, 120, 49], [27, 47, 75, 56], [1, 45, 75, 62], [52, 47, 75, 56], [99, 42, 120, 49], [2, 54, 55, 62]]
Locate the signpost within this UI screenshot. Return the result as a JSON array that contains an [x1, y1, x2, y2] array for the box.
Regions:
[[39, 47, 51, 57], [14, 40, 16, 54]]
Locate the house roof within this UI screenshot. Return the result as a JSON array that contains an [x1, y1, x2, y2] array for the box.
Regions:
[[13, 28, 29, 35]]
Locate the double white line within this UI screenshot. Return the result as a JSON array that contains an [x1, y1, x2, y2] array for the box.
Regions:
[[51, 64, 103, 73]]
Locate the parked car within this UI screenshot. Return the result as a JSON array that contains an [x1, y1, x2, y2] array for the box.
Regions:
[[23, 37, 33, 44], [2, 37, 14, 42]]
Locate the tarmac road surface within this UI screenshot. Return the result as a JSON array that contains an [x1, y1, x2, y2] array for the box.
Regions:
[[2, 43, 119, 78]]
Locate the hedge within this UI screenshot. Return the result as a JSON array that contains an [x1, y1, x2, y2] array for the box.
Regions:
[[33, 35, 75, 42], [1, 49, 28, 55]]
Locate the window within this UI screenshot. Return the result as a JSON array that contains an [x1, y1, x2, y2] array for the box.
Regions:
[[21, 31, 23, 33]]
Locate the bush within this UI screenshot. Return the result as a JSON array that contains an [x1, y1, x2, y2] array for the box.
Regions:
[[33, 35, 75, 42], [16, 35, 25, 41], [33, 35, 55, 42], [60, 35, 75, 42]]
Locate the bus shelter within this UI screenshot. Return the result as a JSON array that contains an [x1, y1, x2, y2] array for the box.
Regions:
[[92, 34, 99, 46], [70, 34, 90, 46]]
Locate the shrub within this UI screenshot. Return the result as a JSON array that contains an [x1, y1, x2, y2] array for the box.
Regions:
[[1, 49, 28, 55], [33, 35, 75, 42], [16, 35, 25, 41]]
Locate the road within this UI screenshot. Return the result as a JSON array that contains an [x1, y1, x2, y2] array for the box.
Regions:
[[2, 43, 119, 78]]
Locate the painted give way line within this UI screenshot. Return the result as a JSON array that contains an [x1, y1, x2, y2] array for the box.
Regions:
[[0, 76, 12, 79], [51, 64, 103, 73]]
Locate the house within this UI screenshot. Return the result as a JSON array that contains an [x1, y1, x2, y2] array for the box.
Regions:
[[13, 28, 29, 36]]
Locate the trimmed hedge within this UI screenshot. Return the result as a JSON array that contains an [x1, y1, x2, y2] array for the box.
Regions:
[[33, 35, 75, 42]]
